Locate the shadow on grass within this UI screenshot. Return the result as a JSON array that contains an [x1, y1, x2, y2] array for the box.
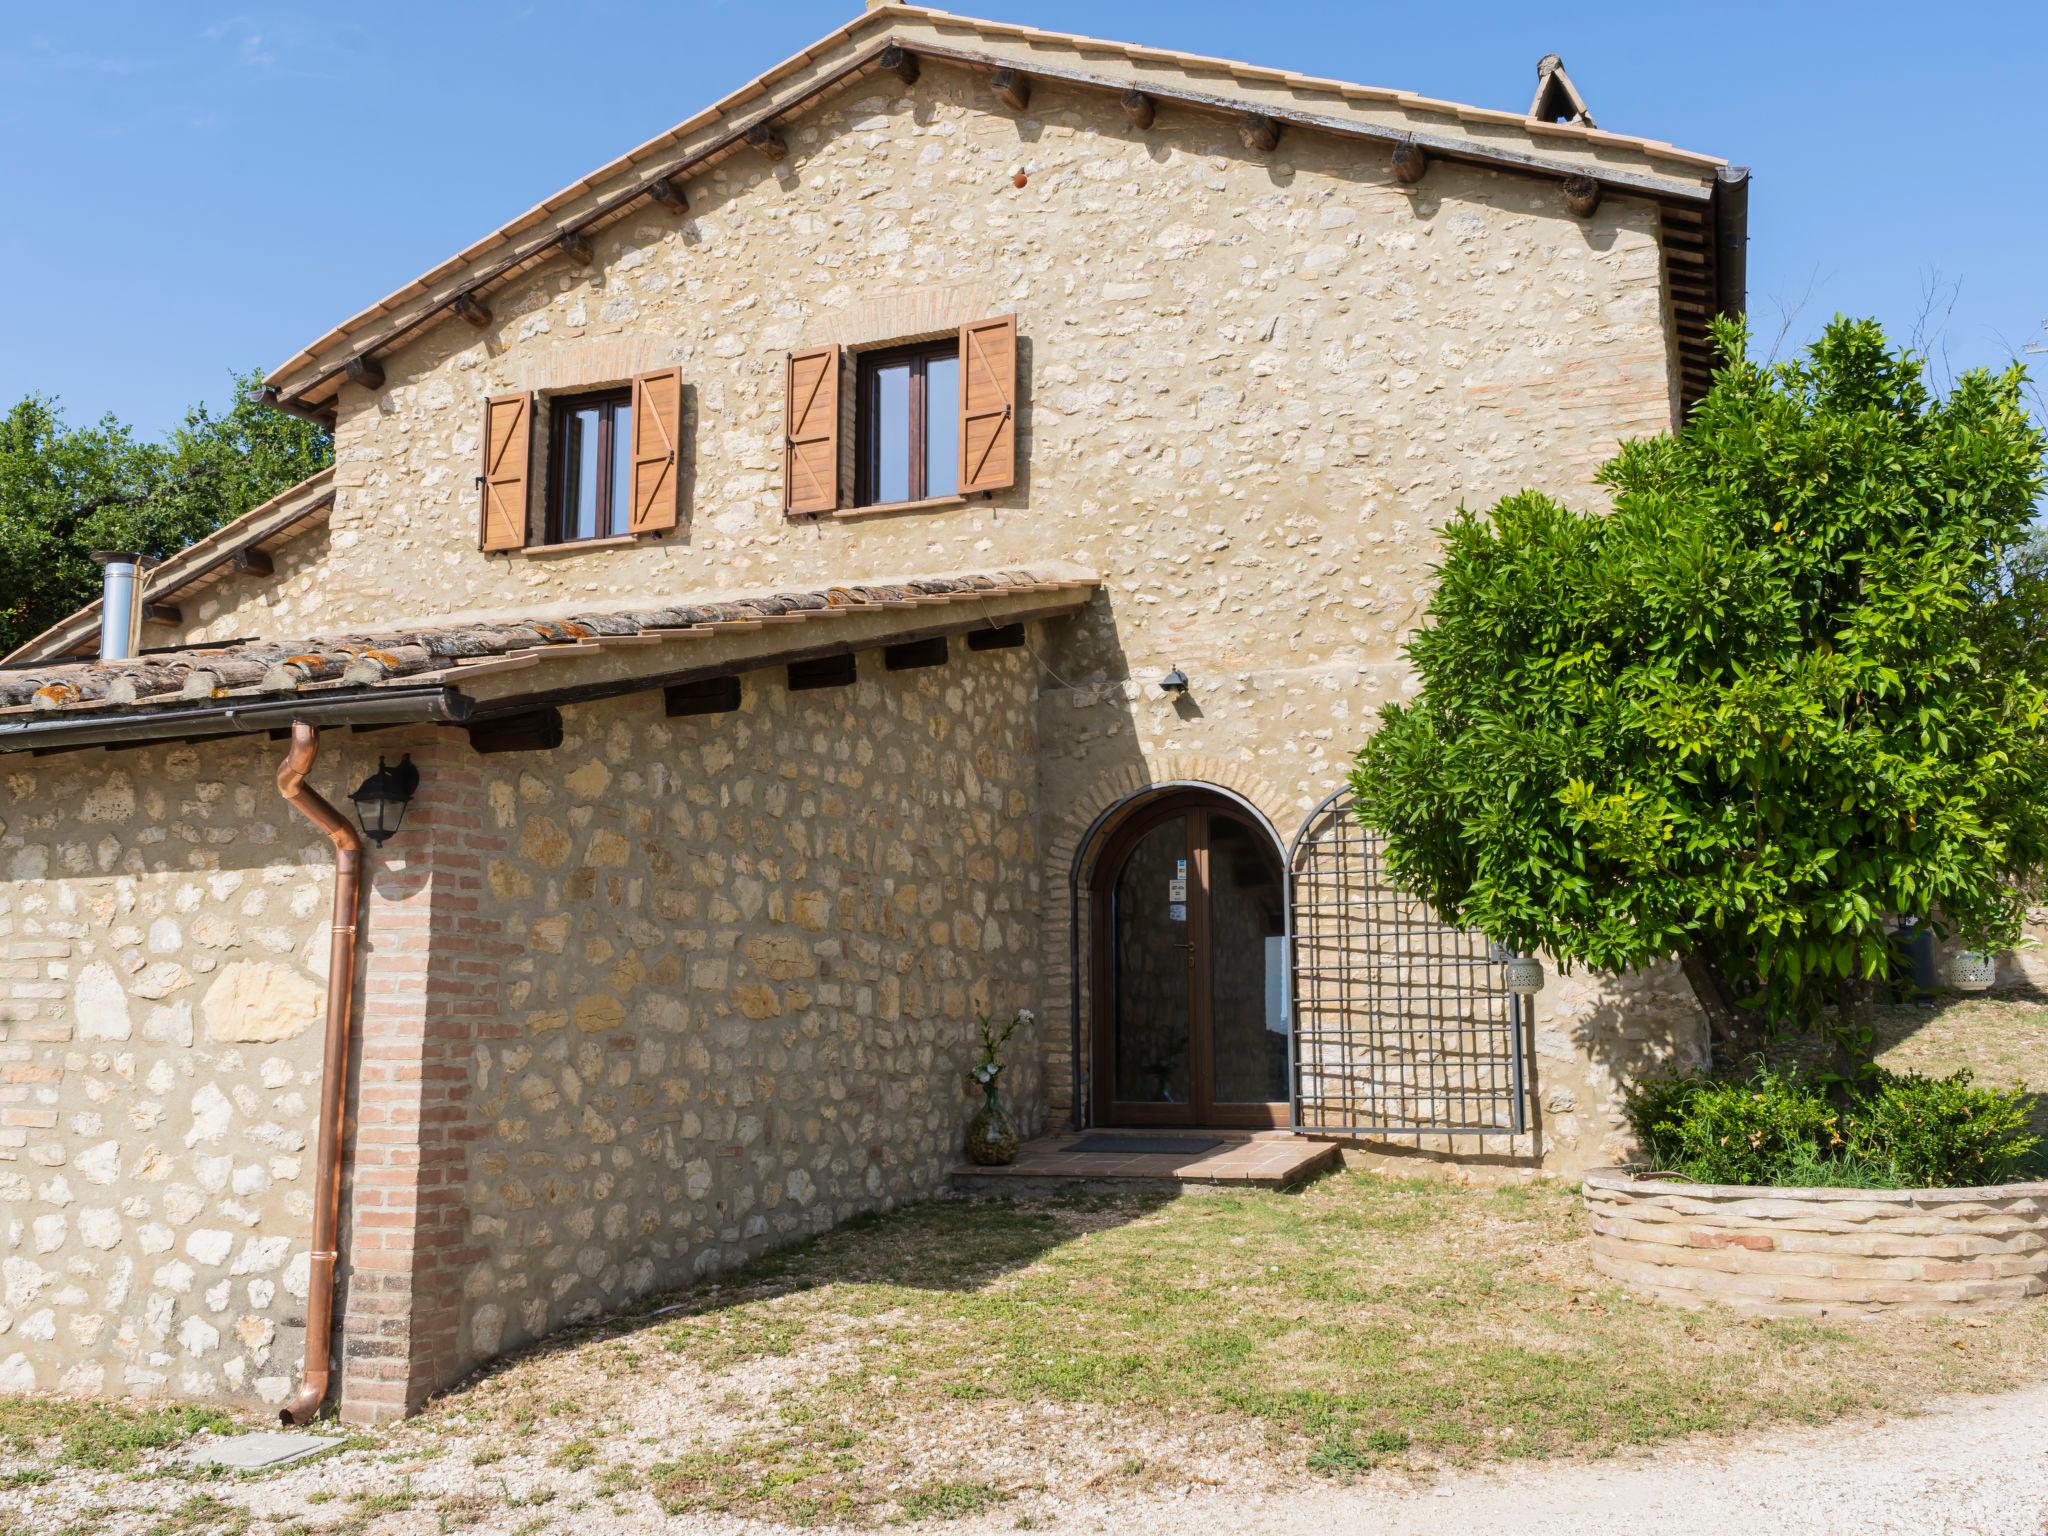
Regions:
[[439, 1188, 1182, 1394]]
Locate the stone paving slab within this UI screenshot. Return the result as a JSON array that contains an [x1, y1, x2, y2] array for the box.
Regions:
[[177, 1431, 341, 1471], [956, 1131, 1339, 1191]]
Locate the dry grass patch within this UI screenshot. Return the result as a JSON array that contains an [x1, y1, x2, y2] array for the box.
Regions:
[[382, 1172, 2048, 1525]]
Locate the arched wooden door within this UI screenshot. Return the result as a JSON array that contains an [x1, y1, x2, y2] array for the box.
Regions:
[[1090, 790, 1289, 1128]]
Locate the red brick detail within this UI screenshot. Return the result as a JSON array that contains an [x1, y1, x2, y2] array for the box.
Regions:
[[334, 740, 509, 1424], [1690, 1229, 1776, 1252]]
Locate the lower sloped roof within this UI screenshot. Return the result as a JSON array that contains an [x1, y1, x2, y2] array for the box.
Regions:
[[0, 568, 1097, 755]]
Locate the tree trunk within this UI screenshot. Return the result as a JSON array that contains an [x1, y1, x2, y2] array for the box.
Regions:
[[1678, 949, 1764, 1070], [1832, 976, 1878, 1078]]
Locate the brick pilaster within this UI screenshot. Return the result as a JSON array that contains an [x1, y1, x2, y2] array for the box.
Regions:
[[332, 741, 501, 1424]]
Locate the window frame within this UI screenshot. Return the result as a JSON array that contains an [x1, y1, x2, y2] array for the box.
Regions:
[[544, 386, 634, 545], [854, 338, 960, 508]]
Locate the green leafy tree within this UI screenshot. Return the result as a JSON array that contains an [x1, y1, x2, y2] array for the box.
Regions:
[[1349, 318, 2048, 1062], [0, 371, 330, 655]]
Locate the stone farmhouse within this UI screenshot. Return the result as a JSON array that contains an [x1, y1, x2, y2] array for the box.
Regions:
[[0, 4, 1750, 1423]]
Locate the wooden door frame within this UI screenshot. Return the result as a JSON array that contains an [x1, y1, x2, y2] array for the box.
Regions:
[[1088, 789, 1287, 1129]]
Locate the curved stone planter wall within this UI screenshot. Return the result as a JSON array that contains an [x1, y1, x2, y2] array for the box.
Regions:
[[1583, 1169, 2048, 1317]]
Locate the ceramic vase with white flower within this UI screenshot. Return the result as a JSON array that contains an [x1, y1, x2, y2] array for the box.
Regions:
[[965, 1008, 1031, 1166]]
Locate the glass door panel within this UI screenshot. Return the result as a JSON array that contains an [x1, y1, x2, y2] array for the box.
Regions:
[[1206, 815, 1289, 1106], [1111, 817, 1192, 1105]]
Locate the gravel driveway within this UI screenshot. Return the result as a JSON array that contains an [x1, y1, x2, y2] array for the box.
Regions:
[[952, 1380, 2048, 1536]]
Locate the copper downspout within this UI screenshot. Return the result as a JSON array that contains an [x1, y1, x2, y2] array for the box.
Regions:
[[275, 721, 362, 1426]]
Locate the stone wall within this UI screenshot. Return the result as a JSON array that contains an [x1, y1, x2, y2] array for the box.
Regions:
[[1584, 1169, 2048, 1316], [1, 634, 1042, 1418], [2003, 905, 2047, 992], [398, 638, 1043, 1410], [176, 61, 1675, 661], [0, 740, 337, 1406]]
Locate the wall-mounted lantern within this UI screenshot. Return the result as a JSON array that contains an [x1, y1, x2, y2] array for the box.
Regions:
[[1158, 666, 1189, 696], [1502, 955, 1546, 997], [349, 755, 419, 847]]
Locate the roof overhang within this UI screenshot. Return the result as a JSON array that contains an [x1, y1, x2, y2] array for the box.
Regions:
[[261, 6, 1739, 422], [1, 568, 1097, 759]]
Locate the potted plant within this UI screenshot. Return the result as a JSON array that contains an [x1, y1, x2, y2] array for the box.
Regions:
[[965, 1007, 1031, 1166]]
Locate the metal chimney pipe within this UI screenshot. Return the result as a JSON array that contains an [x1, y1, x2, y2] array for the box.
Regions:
[[91, 551, 147, 661]]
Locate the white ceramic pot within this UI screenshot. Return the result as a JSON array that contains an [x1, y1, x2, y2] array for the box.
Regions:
[[1949, 950, 1997, 992], [1502, 955, 1545, 997]]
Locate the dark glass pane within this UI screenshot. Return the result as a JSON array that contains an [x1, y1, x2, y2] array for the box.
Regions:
[[566, 404, 602, 540], [1208, 817, 1288, 1104], [925, 354, 958, 497], [872, 361, 911, 504], [1113, 817, 1191, 1104], [607, 400, 632, 537]]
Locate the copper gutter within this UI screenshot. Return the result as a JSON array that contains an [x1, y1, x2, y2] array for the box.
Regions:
[[275, 720, 362, 1426]]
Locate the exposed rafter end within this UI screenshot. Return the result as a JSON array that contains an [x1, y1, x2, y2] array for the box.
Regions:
[[879, 43, 919, 86], [1238, 112, 1281, 153], [991, 68, 1031, 112], [466, 708, 564, 755], [558, 230, 594, 266], [1562, 174, 1601, 218], [647, 175, 689, 215], [343, 355, 384, 392], [452, 291, 493, 328], [1119, 87, 1154, 131], [1390, 141, 1429, 185], [746, 123, 789, 162], [234, 548, 274, 578], [142, 603, 181, 627], [251, 385, 335, 430]]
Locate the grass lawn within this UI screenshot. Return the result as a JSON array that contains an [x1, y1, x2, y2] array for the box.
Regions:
[[3, 994, 2043, 1533], [1875, 993, 2047, 1110]]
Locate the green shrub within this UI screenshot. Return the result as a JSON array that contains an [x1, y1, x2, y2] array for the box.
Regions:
[[1623, 1066, 1844, 1186], [1846, 1070, 2041, 1187], [1625, 1065, 2040, 1189]]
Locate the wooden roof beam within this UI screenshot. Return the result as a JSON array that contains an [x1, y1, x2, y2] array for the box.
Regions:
[[991, 67, 1030, 112], [1238, 112, 1282, 153], [647, 175, 688, 214], [879, 43, 919, 85], [1391, 141, 1429, 185]]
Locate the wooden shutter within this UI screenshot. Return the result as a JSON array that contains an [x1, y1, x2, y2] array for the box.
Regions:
[[628, 368, 683, 533], [479, 393, 532, 551], [957, 315, 1017, 495], [783, 346, 840, 514]]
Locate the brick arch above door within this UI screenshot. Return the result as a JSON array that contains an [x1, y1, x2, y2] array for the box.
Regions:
[[1036, 754, 1320, 1129]]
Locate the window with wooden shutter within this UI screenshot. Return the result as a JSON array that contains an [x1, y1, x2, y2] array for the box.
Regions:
[[957, 315, 1017, 495], [784, 346, 840, 515], [628, 368, 683, 533], [480, 393, 533, 551]]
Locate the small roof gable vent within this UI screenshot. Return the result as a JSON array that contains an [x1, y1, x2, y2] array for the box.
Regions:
[[1529, 54, 1595, 128]]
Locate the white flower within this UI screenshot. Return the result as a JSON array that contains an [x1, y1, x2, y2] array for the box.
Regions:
[[1016, 1009, 1036, 1027]]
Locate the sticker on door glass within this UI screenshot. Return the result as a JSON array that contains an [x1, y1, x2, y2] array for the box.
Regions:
[[1169, 858, 1188, 904], [1168, 902, 1188, 923], [1167, 876, 1187, 902]]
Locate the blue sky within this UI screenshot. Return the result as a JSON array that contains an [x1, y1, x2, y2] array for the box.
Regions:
[[2, 2, 2043, 437]]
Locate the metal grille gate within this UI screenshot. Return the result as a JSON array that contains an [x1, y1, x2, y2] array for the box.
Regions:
[[1287, 787, 1528, 1138]]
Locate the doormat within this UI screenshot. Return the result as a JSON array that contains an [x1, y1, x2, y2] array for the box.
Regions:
[[1068, 1134, 1225, 1155]]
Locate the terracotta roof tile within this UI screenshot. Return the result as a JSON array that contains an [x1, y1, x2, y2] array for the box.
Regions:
[[0, 569, 1093, 719]]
